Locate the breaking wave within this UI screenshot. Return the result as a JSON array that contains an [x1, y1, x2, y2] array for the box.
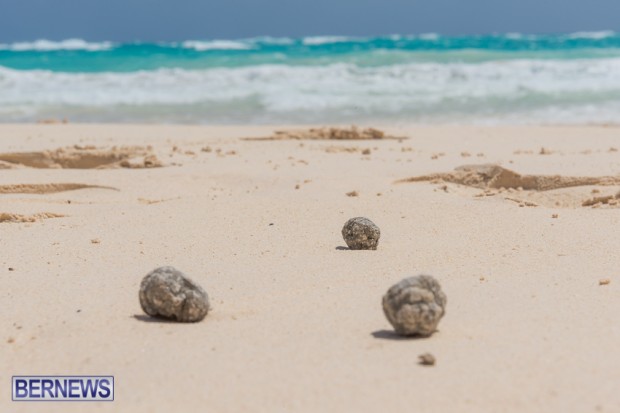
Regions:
[[2, 32, 620, 123]]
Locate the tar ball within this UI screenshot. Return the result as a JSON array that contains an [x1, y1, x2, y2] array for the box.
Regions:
[[341, 217, 380, 250], [382, 275, 446, 337], [139, 266, 210, 322]]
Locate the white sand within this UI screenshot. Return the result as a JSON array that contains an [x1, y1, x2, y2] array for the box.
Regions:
[[1, 124, 620, 412]]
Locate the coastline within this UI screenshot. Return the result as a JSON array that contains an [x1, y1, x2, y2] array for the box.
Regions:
[[2, 123, 620, 412]]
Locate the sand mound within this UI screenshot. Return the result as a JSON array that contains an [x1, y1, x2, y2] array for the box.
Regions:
[[0, 160, 22, 169], [0, 183, 117, 194], [0, 146, 162, 169], [0, 212, 64, 223], [397, 164, 620, 208], [396, 164, 620, 191], [243, 126, 405, 141]]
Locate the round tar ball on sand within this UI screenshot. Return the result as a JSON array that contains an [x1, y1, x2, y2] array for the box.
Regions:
[[382, 275, 446, 337], [341, 217, 380, 250], [139, 266, 210, 322]]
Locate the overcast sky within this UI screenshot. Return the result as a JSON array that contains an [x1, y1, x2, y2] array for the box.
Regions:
[[1, 0, 619, 42]]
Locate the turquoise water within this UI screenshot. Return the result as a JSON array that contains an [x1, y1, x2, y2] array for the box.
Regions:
[[2, 33, 620, 123]]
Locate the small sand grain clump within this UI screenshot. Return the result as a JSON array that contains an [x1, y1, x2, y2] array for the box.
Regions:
[[139, 266, 210, 322], [382, 275, 447, 337], [418, 353, 436, 366], [342, 217, 380, 250]]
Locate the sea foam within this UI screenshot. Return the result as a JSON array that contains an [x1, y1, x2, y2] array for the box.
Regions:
[[3, 33, 620, 123], [0, 39, 113, 52], [180, 40, 253, 51], [2, 56, 620, 124], [302, 36, 356, 46]]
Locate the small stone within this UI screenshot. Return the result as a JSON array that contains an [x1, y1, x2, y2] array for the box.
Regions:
[[599, 278, 611, 286], [139, 266, 210, 322], [341, 217, 380, 250], [382, 274, 447, 337], [418, 353, 436, 366], [346, 190, 359, 197], [362, 148, 371, 155]]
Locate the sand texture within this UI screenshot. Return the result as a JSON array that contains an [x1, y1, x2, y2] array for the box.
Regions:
[[2, 124, 620, 413], [0, 183, 117, 194]]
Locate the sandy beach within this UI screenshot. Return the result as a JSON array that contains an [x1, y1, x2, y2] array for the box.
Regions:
[[2, 123, 620, 412]]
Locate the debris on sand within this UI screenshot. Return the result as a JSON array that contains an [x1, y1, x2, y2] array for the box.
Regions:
[[382, 275, 447, 337], [581, 192, 620, 207], [243, 126, 406, 141], [341, 217, 380, 250], [418, 353, 436, 366], [139, 266, 210, 322]]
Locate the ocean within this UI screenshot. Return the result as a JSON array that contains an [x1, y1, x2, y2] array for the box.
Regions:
[[2, 32, 620, 124]]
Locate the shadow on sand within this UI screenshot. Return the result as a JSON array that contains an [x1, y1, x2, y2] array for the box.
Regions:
[[371, 329, 432, 341], [132, 314, 181, 324]]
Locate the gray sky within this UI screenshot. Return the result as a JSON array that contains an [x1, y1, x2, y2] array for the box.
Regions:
[[1, 0, 619, 42]]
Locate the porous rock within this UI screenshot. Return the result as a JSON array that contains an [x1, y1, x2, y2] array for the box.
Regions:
[[139, 266, 210, 322], [382, 275, 446, 337], [341, 217, 380, 250]]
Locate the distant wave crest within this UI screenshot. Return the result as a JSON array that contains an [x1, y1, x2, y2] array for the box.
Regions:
[[2, 32, 619, 55], [302, 36, 355, 45], [0, 39, 114, 52], [565, 30, 616, 40], [180, 40, 253, 51]]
